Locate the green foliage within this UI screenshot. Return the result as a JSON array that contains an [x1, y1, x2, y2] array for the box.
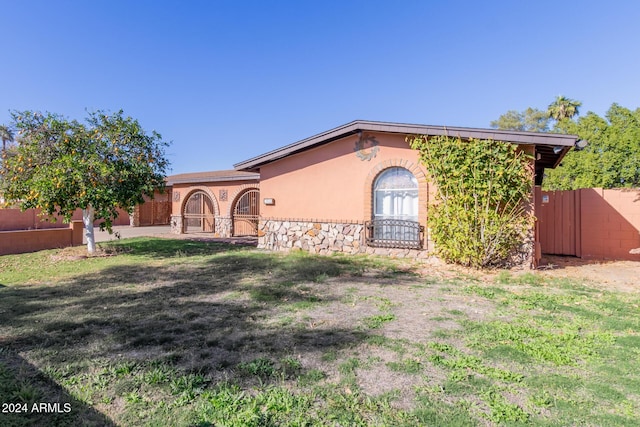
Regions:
[[490, 107, 550, 132], [237, 357, 277, 378], [547, 95, 582, 121], [492, 97, 639, 190], [362, 313, 396, 329], [481, 388, 529, 424], [0, 124, 14, 151], [545, 103, 640, 189], [409, 135, 533, 267], [0, 110, 169, 230]]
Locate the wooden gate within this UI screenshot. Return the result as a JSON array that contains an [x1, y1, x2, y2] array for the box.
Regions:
[[232, 189, 259, 236], [537, 189, 581, 256], [138, 192, 171, 226], [184, 191, 215, 233]]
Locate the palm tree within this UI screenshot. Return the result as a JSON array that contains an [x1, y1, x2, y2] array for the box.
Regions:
[[547, 96, 582, 121], [0, 124, 14, 152]]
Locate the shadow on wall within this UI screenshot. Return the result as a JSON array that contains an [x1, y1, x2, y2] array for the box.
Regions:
[[538, 188, 640, 261], [581, 188, 640, 260]]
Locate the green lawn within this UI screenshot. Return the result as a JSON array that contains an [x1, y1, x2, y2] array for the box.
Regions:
[[0, 238, 639, 426]]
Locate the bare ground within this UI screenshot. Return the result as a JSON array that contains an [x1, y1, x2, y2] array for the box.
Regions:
[[537, 255, 640, 293]]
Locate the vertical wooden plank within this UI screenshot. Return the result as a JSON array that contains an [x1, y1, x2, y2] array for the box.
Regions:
[[553, 191, 562, 254], [562, 191, 571, 255], [569, 190, 576, 255], [539, 190, 548, 254], [542, 191, 555, 254], [548, 191, 556, 254], [575, 189, 582, 257]]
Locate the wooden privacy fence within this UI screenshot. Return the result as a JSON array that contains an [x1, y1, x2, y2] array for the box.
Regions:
[[536, 188, 640, 260], [136, 191, 172, 226]]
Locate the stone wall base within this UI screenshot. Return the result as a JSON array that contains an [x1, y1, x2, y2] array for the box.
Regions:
[[258, 219, 431, 258], [170, 215, 183, 234], [216, 216, 232, 238], [171, 214, 234, 238]]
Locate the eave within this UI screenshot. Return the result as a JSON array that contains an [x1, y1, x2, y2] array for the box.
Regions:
[[234, 120, 579, 173]]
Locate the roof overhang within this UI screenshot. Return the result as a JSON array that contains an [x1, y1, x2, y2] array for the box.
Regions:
[[233, 120, 579, 173], [167, 170, 259, 186]]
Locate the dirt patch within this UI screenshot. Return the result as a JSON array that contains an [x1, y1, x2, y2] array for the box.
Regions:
[[538, 255, 640, 293], [49, 245, 124, 261]]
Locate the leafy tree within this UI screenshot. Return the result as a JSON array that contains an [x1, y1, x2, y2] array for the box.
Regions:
[[491, 97, 640, 190], [0, 110, 169, 253], [0, 124, 14, 152], [547, 95, 581, 121], [490, 107, 550, 132], [545, 104, 640, 189]]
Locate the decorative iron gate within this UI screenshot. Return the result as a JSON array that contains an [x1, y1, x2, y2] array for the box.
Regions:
[[184, 191, 215, 233], [232, 189, 259, 236]]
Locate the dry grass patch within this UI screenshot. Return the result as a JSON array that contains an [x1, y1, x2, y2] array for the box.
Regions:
[[1, 238, 639, 426]]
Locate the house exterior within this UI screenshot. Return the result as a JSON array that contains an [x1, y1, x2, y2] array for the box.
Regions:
[[233, 120, 580, 266], [168, 170, 259, 237]]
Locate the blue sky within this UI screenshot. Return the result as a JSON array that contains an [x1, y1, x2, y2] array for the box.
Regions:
[[2, 1, 639, 174]]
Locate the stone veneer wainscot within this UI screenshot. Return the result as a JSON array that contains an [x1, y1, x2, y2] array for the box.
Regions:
[[258, 219, 431, 258]]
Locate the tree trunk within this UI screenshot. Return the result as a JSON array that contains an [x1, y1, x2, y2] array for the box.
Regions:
[[83, 206, 96, 254]]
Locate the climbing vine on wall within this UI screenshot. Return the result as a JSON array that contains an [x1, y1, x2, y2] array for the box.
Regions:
[[408, 135, 533, 267]]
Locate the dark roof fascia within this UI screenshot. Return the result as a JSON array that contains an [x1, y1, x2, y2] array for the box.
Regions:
[[167, 173, 259, 186], [233, 120, 579, 171], [552, 147, 571, 168]]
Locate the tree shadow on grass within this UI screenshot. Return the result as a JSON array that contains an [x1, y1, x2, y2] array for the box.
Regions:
[[0, 350, 116, 427], [100, 237, 256, 259], [0, 246, 400, 422]]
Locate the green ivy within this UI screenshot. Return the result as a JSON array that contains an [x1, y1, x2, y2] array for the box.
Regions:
[[409, 135, 533, 267]]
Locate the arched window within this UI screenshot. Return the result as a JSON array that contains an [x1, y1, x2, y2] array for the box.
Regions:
[[373, 167, 418, 221], [367, 167, 423, 249]]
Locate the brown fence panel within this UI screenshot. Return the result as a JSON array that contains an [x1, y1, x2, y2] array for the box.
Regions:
[[137, 191, 171, 226], [153, 201, 171, 225], [538, 190, 578, 256], [138, 201, 154, 226]]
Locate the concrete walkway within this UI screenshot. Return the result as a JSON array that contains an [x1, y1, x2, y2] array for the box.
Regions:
[[84, 225, 172, 243], [85, 225, 258, 246]]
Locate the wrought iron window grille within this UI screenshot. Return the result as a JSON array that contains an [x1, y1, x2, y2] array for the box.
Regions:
[[365, 219, 424, 249]]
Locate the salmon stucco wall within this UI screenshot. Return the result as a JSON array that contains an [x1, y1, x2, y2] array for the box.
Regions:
[[258, 132, 429, 223], [258, 135, 538, 265], [580, 188, 640, 260], [0, 221, 83, 256], [0, 207, 130, 231], [170, 179, 259, 236]]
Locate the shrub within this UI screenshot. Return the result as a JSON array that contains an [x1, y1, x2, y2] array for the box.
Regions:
[[409, 135, 533, 267]]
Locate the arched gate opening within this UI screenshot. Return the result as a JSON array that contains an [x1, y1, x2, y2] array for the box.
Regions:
[[183, 191, 215, 233], [232, 189, 260, 236]]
